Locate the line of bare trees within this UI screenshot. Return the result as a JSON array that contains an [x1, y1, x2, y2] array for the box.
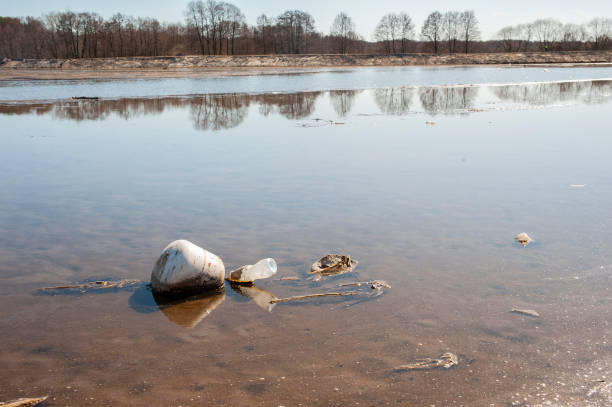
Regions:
[[496, 18, 612, 52], [1, 2, 611, 60]]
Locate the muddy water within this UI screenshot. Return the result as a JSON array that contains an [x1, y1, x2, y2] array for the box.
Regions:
[[1, 77, 611, 406]]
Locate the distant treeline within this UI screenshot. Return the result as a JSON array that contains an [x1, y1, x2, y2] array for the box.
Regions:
[[1, 0, 610, 59]]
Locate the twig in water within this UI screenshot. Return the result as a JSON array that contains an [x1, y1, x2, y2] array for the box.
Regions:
[[0, 396, 48, 407], [338, 280, 391, 290], [269, 291, 364, 304], [40, 279, 140, 292]]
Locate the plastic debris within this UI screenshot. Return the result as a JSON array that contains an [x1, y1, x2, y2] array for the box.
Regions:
[[396, 352, 459, 370], [425, 121, 436, 125], [151, 240, 225, 297], [514, 232, 533, 247], [227, 258, 277, 284], [510, 308, 540, 317]]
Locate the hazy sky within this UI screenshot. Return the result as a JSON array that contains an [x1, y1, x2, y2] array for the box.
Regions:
[[3, 0, 611, 40]]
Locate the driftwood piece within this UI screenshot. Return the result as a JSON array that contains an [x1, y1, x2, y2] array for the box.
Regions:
[[40, 279, 140, 292], [269, 291, 364, 304], [396, 352, 459, 370], [510, 308, 540, 317], [0, 396, 48, 407], [338, 280, 390, 290]]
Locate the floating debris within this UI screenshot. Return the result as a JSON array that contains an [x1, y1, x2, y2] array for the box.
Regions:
[[0, 396, 48, 407], [297, 118, 344, 127], [72, 96, 99, 100], [311, 254, 358, 276], [277, 276, 300, 281], [570, 184, 587, 188], [510, 308, 540, 317], [338, 280, 390, 290], [270, 291, 365, 304], [425, 121, 436, 125], [40, 279, 140, 292], [514, 232, 533, 247], [396, 352, 458, 370], [227, 258, 277, 284]]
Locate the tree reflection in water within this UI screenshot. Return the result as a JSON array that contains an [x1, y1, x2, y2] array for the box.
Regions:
[[491, 80, 612, 105], [374, 87, 414, 115], [329, 89, 361, 117], [1, 80, 610, 129], [418, 86, 479, 115]]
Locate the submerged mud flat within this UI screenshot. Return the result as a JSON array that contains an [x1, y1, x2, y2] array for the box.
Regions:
[[0, 73, 611, 406]]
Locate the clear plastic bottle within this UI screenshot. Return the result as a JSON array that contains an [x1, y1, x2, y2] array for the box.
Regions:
[[228, 258, 277, 283]]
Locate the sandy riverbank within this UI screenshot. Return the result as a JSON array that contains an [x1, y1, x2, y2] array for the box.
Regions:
[[1, 51, 611, 81]]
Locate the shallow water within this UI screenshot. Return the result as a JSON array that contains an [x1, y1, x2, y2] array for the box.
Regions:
[[1, 65, 612, 101], [1, 69, 611, 406]]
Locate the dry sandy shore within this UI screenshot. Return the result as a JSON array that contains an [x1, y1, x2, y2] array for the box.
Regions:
[[1, 51, 611, 80]]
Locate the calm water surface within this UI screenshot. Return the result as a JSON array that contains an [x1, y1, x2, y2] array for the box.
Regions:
[[1, 68, 611, 406]]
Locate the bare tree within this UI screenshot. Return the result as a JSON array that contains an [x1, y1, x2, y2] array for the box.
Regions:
[[532, 18, 562, 50], [421, 11, 443, 54], [442, 11, 461, 53], [374, 13, 399, 53], [459, 10, 480, 53], [330, 12, 356, 54], [256, 14, 272, 53], [276, 10, 315, 54], [587, 18, 612, 50], [397, 13, 415, 53]]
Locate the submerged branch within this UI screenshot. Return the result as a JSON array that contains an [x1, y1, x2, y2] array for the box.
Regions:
[[40, 279, 140, 292], [269, 291, 364, 304], [0, 396, 48, 407]]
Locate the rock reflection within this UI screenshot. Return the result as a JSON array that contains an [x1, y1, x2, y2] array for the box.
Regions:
[[418, 86, 479, 115], [153, 290, 226, 328], [374, 87, 414, 115], [491, 80, 612, 105], [329, 90, 361, 117], [229, 282, 277, 312]]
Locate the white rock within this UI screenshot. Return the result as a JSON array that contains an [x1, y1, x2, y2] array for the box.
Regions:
[[151, 240, 225, 296]]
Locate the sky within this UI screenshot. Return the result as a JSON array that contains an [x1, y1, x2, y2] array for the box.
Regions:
[[2, 0, 611, 40]]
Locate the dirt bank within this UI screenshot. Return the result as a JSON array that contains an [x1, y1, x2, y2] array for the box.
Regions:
[[1, 51, 611, 80]]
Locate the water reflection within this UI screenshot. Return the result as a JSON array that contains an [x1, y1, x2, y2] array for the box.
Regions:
[[491, 80, 612, 105], [153, 290, 226, 329], [374, 87, 414, 115], [330, 89, 361, 117], [229, 283, 277, 313], [419, 86, 479, 115], [1, 80, 609, 130]]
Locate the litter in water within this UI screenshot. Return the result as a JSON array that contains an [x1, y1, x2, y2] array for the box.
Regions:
[[227, 258, 278, 284], [510, 308, 540, 317]]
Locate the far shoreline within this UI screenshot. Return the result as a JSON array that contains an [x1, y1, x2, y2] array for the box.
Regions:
[[1, 51, 611, 81]]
